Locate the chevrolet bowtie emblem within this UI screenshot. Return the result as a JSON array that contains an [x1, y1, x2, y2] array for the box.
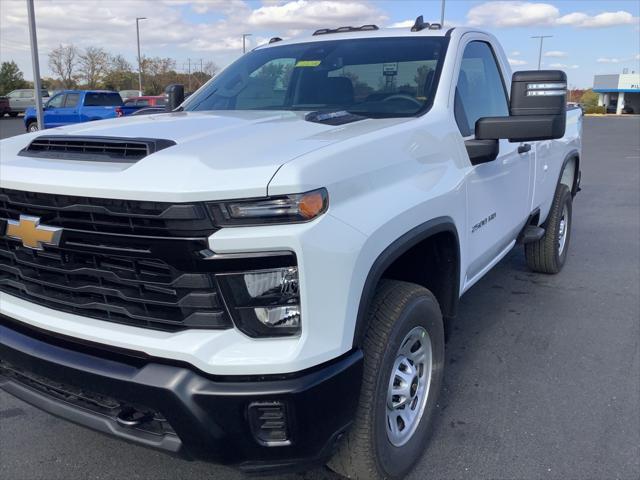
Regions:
[[6, 215, 63, 250]]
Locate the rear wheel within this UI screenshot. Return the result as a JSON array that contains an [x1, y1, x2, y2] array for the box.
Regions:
[[328, 280, 444, 480], [26, 120, 39, 132], [525, 184, 573, 274]]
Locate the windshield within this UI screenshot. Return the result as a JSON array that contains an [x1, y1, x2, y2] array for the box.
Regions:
[[183, 37, 448, 118]]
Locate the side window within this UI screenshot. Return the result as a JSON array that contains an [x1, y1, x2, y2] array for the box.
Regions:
[[64, 93, 80, 108], [19, 91, 33, 99], [136, 99, 150, 106], [47, 94, 65, 108], [454, 41, 509, 137], [84, 93, 123, 106]]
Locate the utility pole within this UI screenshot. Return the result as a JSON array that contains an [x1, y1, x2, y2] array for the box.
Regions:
[[26, 0, 44, 130], [440, 0, 446, 26], [136, 17, 147, 93], [242, 33, 252, 54], [187, 58, 192, 92], [531, 35, 552, 70]]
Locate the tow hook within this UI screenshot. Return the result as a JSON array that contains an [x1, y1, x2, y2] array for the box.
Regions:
[[116, 407, 152, 427]]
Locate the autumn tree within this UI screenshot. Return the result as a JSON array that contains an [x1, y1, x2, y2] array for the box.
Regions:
[[79, 46, 109, 88], [140, 56, 177, 94], [48, 44, 79, 88], [102, 55, 137, 91]]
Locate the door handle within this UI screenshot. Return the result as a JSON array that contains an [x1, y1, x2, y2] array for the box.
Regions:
[[518, 143, 532, 154]]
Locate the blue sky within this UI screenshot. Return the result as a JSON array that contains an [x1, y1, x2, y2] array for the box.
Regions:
[[1, 0, 639, 88]]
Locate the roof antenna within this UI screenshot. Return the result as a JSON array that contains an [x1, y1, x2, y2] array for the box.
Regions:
[[411, 15, 429, 32]]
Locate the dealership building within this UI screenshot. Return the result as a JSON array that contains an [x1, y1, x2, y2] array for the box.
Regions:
[[593, 73, 640, 114]]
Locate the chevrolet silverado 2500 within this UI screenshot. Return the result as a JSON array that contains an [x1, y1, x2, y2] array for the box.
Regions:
[[0, 21, 581, 480]]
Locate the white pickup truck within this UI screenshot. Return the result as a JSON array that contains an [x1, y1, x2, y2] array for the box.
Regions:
[[0, 19, 581, 480]]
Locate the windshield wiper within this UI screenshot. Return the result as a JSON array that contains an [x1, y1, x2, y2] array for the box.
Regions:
[[305, 110, 367, 125]]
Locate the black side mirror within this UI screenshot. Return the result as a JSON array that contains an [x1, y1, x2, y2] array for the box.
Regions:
[[165, 84, 184, 111], [476, 70, 567, 142]]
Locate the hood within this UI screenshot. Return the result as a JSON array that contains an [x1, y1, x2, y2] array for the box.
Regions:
[[0, 110, 409, 202]]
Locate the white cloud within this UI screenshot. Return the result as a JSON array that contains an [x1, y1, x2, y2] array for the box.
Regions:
[[548, 63, 579, 69], [508, 58, 527, 66], [468, 2, 559, 27], [511, 51, 522, 57], [596, 55, 640, 64], [389, 20, 415, 28], [467, 1, 637, 28], [247, 0, 386, 28], [597, 58, 621, 64], [557, 11, 635, 28], [544, 50, 567, 58]]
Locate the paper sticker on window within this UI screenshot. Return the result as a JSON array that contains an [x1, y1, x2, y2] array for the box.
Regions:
[[383, 63, 398, 76], [295, 60, 321, 67]]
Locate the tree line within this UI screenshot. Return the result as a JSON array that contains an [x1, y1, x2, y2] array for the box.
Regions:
[[0, 44, 218, 96]]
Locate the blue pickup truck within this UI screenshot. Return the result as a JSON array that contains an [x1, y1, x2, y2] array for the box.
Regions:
[[24, 90, 143, 132]]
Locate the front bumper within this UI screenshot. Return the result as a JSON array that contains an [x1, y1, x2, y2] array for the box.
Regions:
[[0, 316, 363, 473]]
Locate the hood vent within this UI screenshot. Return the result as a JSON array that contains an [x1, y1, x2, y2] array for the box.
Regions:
[[18, 135, 176, 162]]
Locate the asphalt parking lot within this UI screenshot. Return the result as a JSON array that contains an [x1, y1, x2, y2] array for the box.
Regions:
[[0, 116, 639, 480]]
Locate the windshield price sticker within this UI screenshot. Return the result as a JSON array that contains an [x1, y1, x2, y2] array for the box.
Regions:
[[295, 60, 321, 68]]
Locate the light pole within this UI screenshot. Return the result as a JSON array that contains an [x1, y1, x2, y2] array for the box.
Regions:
[[136, 17, 147, 93], [26, 0, 44, 130], [531, 35, 552, 70], [242, 33, 252, 54], [440, 0, 446, 26]]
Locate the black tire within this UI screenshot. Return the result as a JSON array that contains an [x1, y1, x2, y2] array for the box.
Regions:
[[525, 184, 572, 274], [8, 112, 18, 117], [328, 280, 445, 480], [26, 120, 39, 132]]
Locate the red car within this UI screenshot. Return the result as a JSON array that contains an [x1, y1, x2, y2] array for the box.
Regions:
[[123, 96, 167, 108], [0, 96, 11, 116]]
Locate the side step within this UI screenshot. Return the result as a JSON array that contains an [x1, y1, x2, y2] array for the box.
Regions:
[[519, 225, 545, 244]]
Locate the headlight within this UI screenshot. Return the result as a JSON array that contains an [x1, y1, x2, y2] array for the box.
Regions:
[[208, 188, 328, 226], [217, 267, 301, 337]]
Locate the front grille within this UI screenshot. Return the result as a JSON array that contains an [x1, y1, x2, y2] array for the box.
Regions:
[[19, 135, 176, 162], [0, 189, 234, 331], [0, 237, 230, 331], [0, 188, 216, 237]]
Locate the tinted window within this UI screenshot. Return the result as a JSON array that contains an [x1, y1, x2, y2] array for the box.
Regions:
[[136, 99, 150, 106], [184, 37, 448, 117], [454, 41, 508, 137], [154, 97, 167, 106], [84, 92, 123, 106], [47, 94, 65, 108], [64, 93, 80, 108]]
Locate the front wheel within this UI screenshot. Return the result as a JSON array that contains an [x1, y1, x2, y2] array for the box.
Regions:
[[26, 121, 39, 132], [328, 280, 444, 480], [525, 184, 573, 274]]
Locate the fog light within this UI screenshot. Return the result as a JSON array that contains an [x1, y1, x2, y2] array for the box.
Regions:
[[248, 402, 291, 446], [217, 266, 301, 337], [254, 305, 300, 328]]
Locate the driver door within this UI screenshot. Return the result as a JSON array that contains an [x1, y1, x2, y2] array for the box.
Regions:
[[43, 93, 66, 128], [456, 40, 533, 287]]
